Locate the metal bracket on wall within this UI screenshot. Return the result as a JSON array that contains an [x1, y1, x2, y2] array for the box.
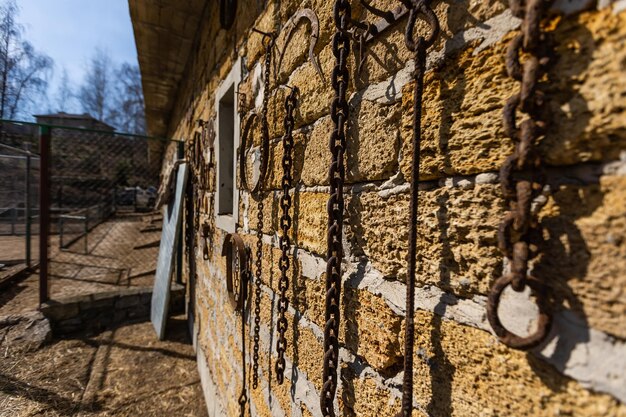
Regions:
[[349, 1, 410, 75]]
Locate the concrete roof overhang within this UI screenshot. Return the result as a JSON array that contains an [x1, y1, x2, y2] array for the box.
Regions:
[[129, 0, 207, 138]]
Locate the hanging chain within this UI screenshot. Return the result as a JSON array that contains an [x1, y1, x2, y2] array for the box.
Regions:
[[237, 250, 252, 417], [276, 86, 298, 384], [397, 2, 439, 417], [252, 195, 263, 389], [185, 135, 197, 258], [238, 282, 247, 417], [223, 234, 250, 417], [321, 1, 350, 416], [252, 31, 275, 390], [486, 0, 554, 350]]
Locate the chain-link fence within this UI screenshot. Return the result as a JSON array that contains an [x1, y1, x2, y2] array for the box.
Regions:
[[0, 127, 40, 276], [0, 119, 178, 303]]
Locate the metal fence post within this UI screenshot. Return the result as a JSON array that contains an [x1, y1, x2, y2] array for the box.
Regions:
[[25, 146, 31, 267], [39, 125, 51, 305]]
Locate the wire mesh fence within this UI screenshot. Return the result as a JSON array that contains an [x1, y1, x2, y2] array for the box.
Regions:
[[0, 119, 177, 303], [0, 129, 40, 274]]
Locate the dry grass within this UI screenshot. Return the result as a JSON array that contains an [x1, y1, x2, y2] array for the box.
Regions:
[[0, 317, 207, 417]]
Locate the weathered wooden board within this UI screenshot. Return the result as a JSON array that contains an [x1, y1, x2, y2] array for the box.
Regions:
[[151, 162, 188, 340]]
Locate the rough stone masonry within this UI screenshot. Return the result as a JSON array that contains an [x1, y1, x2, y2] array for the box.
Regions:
[[131, 0, 626, 416]]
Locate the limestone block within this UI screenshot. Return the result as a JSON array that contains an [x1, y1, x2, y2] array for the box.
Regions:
[[292, 191, 328, 256], [347, 183, 503, 295], [289, 43, 337, 128], [537, 175, 626, 339], [399, 8, 626, 182], [300, 116, 334, 187], [265, 126, 308, 190], [247, 191, 279, 235], [343, 286, 403, 373], [544, 8, 626, 165], [409, 311, 626, 417], [245, 1, 280, 72], [346, 97, 401, 183]]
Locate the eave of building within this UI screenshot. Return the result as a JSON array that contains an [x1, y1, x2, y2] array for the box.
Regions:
[[129, 0, 207, 138]]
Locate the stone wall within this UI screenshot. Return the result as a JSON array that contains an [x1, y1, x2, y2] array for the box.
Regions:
[[164, 1, 626, 416]]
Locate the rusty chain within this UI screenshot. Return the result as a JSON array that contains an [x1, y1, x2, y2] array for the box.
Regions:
[[252, 194, 263, 389], [486, 0, 554, 350], [185, 134, 198, 259], [321, 1, 350, 416], [275, 86, 298, 385], [221, 234, 250, 417], [396, 1, 439, 417], [250, 30, 275, 390]]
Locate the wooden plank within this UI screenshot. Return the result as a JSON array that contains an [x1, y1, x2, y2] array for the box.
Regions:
[[151, 163, 188, 340]]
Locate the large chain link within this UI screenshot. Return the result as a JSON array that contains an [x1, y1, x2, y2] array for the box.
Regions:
[[252, 196, 263, 389], [321, 1, 350, 416], [252, 32, 275, 390], [237, 249, 252, 417], [276, 87, 298, 384], [486, 0, 554, 350], [398, 1, 439, 416]]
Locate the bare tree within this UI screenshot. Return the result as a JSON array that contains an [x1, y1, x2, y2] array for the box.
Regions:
[[0, 0, 53, 119], [109, 64, 146, 134], [78, 48, 112, 123], [79, 50, 146, 134], [55, 68, 75, 113]]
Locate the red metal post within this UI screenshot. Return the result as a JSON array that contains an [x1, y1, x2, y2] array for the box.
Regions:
[[39, 125, 51, 305]]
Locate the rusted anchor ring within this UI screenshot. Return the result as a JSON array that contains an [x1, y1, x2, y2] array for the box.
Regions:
[[486, 273, 552, 350]]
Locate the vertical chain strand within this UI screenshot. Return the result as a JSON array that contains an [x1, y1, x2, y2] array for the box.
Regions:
[[276, 87, 298, 384], [252, 33, 274, 389], [486, 0, 554, 350], [322, 1, 350, 416], [399, 2, 439, 416]]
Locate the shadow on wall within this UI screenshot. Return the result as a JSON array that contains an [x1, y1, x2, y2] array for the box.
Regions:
[[290, 192, 304, 399], [426, 7, 600, 415], [336, 2, 605, 416]]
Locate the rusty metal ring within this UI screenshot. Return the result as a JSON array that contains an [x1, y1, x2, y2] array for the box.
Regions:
[[404, 0, 439, 51], [487, 273, 552, 350], [221, 233, 249, 312], [239, 112, 268, 197]]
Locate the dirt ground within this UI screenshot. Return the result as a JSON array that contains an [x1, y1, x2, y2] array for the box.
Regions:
[[0, 212, 162, 315], [0, 211, 209, 416], [0, 316, 208, 417], [47, 212, 162, 299]]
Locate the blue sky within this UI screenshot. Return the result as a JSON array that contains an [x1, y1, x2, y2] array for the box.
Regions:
[[18, 0, 139, 110]]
